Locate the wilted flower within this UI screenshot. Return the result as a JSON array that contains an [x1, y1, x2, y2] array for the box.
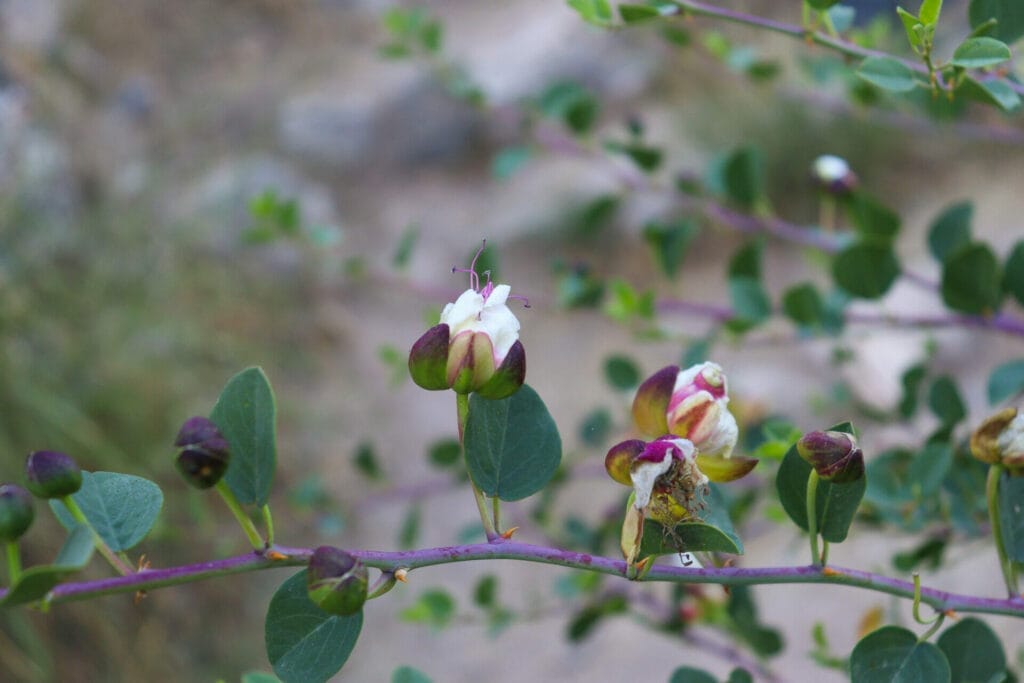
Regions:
[[174, 416, 231, 489], [796, 430, 865, 483], [632, 362, 739, 458], [25, 451, 83, 499], [0, 484, 34, 542], [307, 546, 369, 616], [971, 407, 1024, 469], [812, 154, 858, 195], [408, 244, 527, 399]]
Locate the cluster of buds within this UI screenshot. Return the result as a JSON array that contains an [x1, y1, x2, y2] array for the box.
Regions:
[[174, 416, 231, 489], [971, 407, 1024, 470], [796, 430, 865, 483], [408, 245, 526, 400], [605, 362, 758, 564], [306, 546, 368, 616]]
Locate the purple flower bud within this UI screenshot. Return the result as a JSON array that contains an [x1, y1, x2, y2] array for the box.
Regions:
[[796, 430, 864, 483], [0, 484, 34, 542], [307, 546, 368, 616], [174, 416, 230, 489], [25, 451, 83, 499]]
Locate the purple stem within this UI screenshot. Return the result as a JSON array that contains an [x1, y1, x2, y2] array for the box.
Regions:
[[10, 542, 1024, 617]]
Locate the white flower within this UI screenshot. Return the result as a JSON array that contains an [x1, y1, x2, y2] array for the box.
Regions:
[[440, 284, 520, 365], [813, 155, 851, 184]]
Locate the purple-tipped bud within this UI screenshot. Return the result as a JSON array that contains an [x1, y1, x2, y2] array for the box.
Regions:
[[796, 430, 864, 484], [174, 416, 230, 489], [812, 155, 858, 195], [0, 484, 34, 542], [307, 546, 368, 616], [971, 408, 1024, 469], [25, 451, 82, 499]]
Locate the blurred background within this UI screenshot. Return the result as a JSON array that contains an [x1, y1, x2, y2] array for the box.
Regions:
[[1, 0, 1023, 680]]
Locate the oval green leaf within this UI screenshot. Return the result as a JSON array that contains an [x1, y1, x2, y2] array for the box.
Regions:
[[465, 384, 562, 501], [988, 358, 1024, 404], [970, 0, 1024, 43], [0, 524, 94, 607], [775, 424, 866, 543], [50, 471, 163, 551], [851, 626, 950, 683], [958, 76, 1022, 112], [603, 354, 641, 390], [998, 471, 1024, 562], [927, 376, 966, 426], [937, 618, 1006, 683], [941, 242, 1003, 314], [392, 666, 433, 683], [951, 37, 1012, 68], [927, 201, 973, 263], [211, 366, 278, 506], [669, 667, 718, 683], [265, 570, 363, 683], [782, 282, 825, 326], [832, 243, 900, 299], [857, 56, 918, 92]]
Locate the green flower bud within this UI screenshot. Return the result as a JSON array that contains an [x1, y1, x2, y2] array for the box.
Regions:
[[174, 416, 230, 489], [307, 546, 368, 616], [25, 451, 83, 499], [796, 430, 864, 483], [0, 484, 34, 542]]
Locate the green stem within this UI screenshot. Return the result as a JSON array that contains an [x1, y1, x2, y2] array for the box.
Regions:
[[5, 541, 21, 584], [820, 540, 830, 567], [61, 496, 134, 576], [986, 465, 1019, 597], [912, 572, 941, 625], [214, 481, 265, 550], [918, 613, 946, 643], [261, 505, 275, 547], [457, 392, 498, 542], [492, 496, 502, 536], [806, 470, 821, 566], [367, 571, 398, 600]]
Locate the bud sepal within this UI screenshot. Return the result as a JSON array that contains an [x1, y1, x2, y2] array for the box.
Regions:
[[307, 546, 369, 616], [25, 451, 83, 499], [0, 484, 34, 542]]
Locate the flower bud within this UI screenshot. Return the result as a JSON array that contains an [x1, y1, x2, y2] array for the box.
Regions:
[[971, 408, 1024, 469], [24, 451, 83, 499], [307, 546, 368, 616], [409, 249, 527, 399], [632, 362, 738, 458], [812, 154, 858, 195], [174, 416, 230, 489], [796, 430, 864, 483], [0, 484, 34, 542]]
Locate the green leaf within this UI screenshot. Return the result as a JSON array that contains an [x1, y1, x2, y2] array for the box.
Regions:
[[987, 358, 1024, 404], [729, 240, 763, 279], [643, 219, 698, 279], [958, 76, 1022, 112], [392, 226, 419, 269], [729, 277, 771, 326], [472, 575, 498, 608], [897, 8, 923, 51], [539, 82, 600, 134], [937, 618, 1006, 683], [211, 367, 278, 507], [899, 364, 927, 418], [579, 408, 612, 447], [400, 589, 455, 629], [0, 525, 94, 607], [951, 37, 1012, 68], [969, 0, 1024, 44], [392, 666, 433, 683], [775, 425, 866, 543], [465, 384, 562, 501], [998, 471, 1024, 562], [566, 594, 627, 641], [603, 354, 641, 390], [832, 243, 900, 299], [491, 146, 531, 179], [619, 4, 661, 23], [782, 282, 825, 326], [927, 201, 973, 263], [850, 194, 901, 244], [907, 442, 953, 497], [605, 141, 663, 172], [398, 504, 421, 549], [242, 673, 282, 683], [727, 585, 783, 657], [727, 669, 754, 683], [639, 483, 743, 555], [940, 243, 1003, 314], [353, 442, 385, 482], [427, 438, 461, 468], [1004, 241, 1024, 305], [567, 0, 613, 26], [856, 56, 918, 92], [805, 0, 840, 9], [265, 570, 362, 683], [723, 147, 764, 209], [920, 0, 943, 26], [669, 667, 717, 683], [50, 472, 163, 551], [851, 626, 950, 682], [927, 376, 966, 426]]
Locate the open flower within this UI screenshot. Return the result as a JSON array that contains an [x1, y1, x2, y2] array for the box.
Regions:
[[408, 246, 526, 399]]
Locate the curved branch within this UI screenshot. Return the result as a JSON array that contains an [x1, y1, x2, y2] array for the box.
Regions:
[[11, 542, 1024, 618]]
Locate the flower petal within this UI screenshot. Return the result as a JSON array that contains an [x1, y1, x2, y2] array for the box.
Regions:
[[476, 340, 525, 399], [632, 365, 677, 437], [408, 324, 451, 390], [695, 453, 758, 482], [605, 439, 647, 486]]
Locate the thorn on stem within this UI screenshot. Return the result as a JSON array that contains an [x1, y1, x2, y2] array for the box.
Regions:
[[500, 526, 520, 540], [394, 567, 409, 583]]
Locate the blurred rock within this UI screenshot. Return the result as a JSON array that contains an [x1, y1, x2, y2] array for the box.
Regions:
[[1, 0, 65, 52]]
